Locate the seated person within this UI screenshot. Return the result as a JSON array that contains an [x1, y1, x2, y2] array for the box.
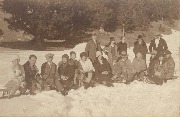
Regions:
[[69, 51, 79, 86], [151, 53, 167, 84], [148, 50, 158, 75], [78, 52, 95, 89], [112, 51, 134, 84], [58, 54, 75, 91], [41, 53, 65, 95], [23, 55, 44, 95], [94, 51, 113, 87], [131, 52, 147, 82], [5, 55, 27, 98], [163, 50, 175, 80]]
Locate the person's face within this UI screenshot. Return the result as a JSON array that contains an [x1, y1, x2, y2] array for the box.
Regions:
[[62, 58, 68, 63], [137, 54, 142, 59], [29, 57, 37, 66], [165, 54, 170, 58], [151, 54, 156, 58], [46, 57, 53, 62], [111, 40, 115, 45], [13, 59, 20, 65], [98, 53, 103, 60], [81, 56, 87, 62], [138, 38, 143, 43], [159, 56, 163, 61], [71, 54, 76, 60]]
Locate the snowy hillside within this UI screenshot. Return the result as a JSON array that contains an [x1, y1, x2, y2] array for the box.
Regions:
[[0, 29, 179, 117]]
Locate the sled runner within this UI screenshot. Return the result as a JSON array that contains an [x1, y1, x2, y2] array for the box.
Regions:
[[0, 87, 10, 99]]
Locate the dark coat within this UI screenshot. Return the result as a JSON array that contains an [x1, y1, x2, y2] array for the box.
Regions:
[[69, 58, 79, 74], [133, 40, 148, 60], [117, 42, 127, 54], [24, 61, 41, 89], [148, 56, 158, 74], [164, 57, 175, 79], [58, 63, 74, 81], [94, 57, 112, 83], [85, 40, 102, 63], [149, 38, 168, 54]]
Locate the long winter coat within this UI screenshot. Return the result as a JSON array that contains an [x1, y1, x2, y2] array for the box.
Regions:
[[133, 40, 148, 60], [117, 42, 127, 55], [103, 44, 119, 66], [132, 58, 146, 73], [149, 38, 168, 55], [154, 60, 167, 79], [94, 57, 113, 83], [85, 40, 102, 63]]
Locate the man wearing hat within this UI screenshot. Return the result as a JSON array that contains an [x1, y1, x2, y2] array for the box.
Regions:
[[133, 35, 148, 61], [149, 33, 168, 55], [85, 31, 102, 64], [58, 54, 75, 92], [41, 53, 64, 94], [163, 50, 175, 80], [112, 51, 134, 84]]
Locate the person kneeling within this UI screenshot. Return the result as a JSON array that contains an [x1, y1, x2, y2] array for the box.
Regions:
[[78, 52, 95, 89], [24, 55, 44, 95], [94, 51, 114, 87]]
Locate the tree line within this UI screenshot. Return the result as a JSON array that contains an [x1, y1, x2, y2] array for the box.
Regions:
[[2, 0, 180, 47]]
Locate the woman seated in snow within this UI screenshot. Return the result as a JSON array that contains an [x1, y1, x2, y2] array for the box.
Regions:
[[148, 53, 167, 85], [112, 51, 134, 84], [131, 52, 147, 82], [58, 54, 76, 92], [94, 51, 114, 87], [77, 52, 95, 89], [163, 50, 175, 81], [5, 55, 27, 98]]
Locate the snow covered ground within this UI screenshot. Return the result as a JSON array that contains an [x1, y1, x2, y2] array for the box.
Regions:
[[0, 29, 180, 117]]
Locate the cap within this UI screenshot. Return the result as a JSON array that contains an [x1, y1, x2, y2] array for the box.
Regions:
[[45, 53, 54, 58]]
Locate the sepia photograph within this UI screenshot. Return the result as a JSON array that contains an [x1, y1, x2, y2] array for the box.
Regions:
[[0, 0, 180, 116]]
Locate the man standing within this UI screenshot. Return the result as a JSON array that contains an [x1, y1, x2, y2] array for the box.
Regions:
[[41, 53, 65, 94], [149, 34, 168, 55], [24, 55, 44, 95], [85, 32, 102, 64]]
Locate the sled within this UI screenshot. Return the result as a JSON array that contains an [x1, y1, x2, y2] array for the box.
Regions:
[[0, 87, 10, 99]]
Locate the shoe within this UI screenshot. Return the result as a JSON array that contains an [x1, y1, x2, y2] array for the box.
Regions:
[[61, 90, 68, 96]]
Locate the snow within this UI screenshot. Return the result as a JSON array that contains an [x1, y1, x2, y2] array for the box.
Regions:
[[0, 29, 180, 117]]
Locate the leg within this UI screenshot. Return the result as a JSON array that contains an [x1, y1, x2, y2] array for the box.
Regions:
[[54, 79, 64, 92]]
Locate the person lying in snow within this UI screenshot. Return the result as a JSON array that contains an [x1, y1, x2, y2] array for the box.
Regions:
[[5, 55, 27, 98], [58, 54, 77, 92], [131, 52, 147, 83], [94, 51, 114, 87], [69, 51, 79, 86], [23, 55, 44, 95], [112, 51, 134, 84], [41, 53, 66, 95], [77, 52, 95, 89]]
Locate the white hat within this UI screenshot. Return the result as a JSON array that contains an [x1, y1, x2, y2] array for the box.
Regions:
[[12, 55, 20, 61]]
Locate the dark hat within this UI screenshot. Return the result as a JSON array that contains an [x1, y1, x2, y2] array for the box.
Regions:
[[110, 37, 115, 42], [158, 52, 164, 57], [80, 52, 87, 58], [138, 35, 143, 39], [164, 50, 172, 55], [120, 51, 128, 58], [45, 53, 54, 58], [62, 54, 69, 60], [155, 33, 163, 38]]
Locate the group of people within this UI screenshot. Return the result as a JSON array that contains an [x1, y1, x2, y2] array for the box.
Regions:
[[4, 32, 176, 98]]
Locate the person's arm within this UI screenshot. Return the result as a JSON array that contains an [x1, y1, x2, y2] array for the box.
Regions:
[[55, 64, 60, 80], [163, 39, 168, 52], [149, 40, 153, 53], [41, 63, 49, 80], [133, 43, 137, 54]]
